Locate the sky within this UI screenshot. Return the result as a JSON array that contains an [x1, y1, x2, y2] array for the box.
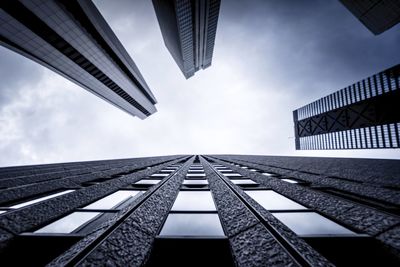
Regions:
[[0, 0, 399, 167]]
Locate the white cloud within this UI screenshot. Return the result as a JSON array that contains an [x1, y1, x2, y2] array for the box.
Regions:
[[0, 0, 399, 166]]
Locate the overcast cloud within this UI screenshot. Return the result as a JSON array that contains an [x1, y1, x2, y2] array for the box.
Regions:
[[0, 0, 399, 167]]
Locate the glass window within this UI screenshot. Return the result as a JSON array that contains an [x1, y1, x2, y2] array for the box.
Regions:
[[281, 178, 298, 184], [262, 172, 275, 176], [231, 179, 258, 185], [10, 190, 75, 209], [245, 190, 306, 210], [186, 173, 206, 177], [135, 179, 160, 185], [183, 180, 209, 185], [187, 169, 204, 173], [159, 213, 224, 236], [218, 169, 233, 173], [171, 191, 216, 211], [249, 169, 258, 172], [223, 173, 242, 177], [35, 211, 101, 234], [151, 173, 170, 177], [83, 190, 142, 210], [272, 212, 356, 236]]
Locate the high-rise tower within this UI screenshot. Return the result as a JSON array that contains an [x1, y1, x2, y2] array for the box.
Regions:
[[293, 64, 400, 150], [339, 0, 400, 35], [0, 0, 157, 119], [0, 155, 399, 266], [152, 0, 221, 79]]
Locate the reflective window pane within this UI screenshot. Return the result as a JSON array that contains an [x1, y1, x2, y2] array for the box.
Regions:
[[231, 179, 258, 185], [262, 172, 276, 176], [159, 213, 224, 236], [281, 178, 298, 184], [135, 179, 160, 185], [245, 190, 306, 210], [223, 173, 242, 177], [35, 212, 100, 234], [186, 173, 206, 177], [171, 191, 216, 211], [183, 180, 209, 185], [83, 190, 142, 209], [10, 190, 75, 209], [151, 173, 170, 177], [273, 212, 356, 236]]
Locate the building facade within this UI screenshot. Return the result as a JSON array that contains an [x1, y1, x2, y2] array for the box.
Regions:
[[0, 0, 157, 119], [293, 64, 400, 150], [152, 0, 220, 79], [339, 0, 400, 35], [0, 155, 399, 266]]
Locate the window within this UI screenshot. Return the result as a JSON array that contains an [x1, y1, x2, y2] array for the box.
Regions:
[[262, 172, 275, 176], [218, 169, 233, 173], [159, 213, 224, 236], [9, 190, 75, 209], [134, 179, 160, 185], [281, 178, 298, 184], [245, 190, 306, 210], [82, 190, 142, 210], [34, 211, 101, 234], [223, 173, 242, 177], [183, 180, 208, 185], [186, 173, 206, 178], [272, 212, 356, 236], [171, 191, 216, 211], [231, 179, 258, 186], [151, 173, 170, 177]]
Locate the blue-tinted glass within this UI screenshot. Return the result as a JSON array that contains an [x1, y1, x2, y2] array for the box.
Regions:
[[273, 212, 356, 236], [171, 191, 216, 211], [245, 190, 306, 210], [35, 212, 100, 234], [159, 213, 224, 236]]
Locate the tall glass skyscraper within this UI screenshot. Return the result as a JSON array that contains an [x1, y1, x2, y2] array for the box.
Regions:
[[0, 0, 157, 119], [152, 0, 221, 79], [293, 64, 400, 150]]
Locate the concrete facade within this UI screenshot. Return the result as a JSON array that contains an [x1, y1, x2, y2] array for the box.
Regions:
[[0, 0, 157, 119], [0, 155, 399, 266]]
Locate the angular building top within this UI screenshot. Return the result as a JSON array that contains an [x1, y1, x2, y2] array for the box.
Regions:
[[293, 64, 400, 150], [340, 0, 400, 35], [0, 0, 157, 119], [152, 0, 221, 79]]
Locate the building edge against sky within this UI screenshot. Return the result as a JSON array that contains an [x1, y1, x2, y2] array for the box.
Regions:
[[293, 64, 400, 150], [152, 0, 221, 79], [0, 155, 399, 266], [339, 0, 400, 35], [0, 0, 157, 119]]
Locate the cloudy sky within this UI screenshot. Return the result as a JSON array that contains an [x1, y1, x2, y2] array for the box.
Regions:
[[0, 0, 399, 167]]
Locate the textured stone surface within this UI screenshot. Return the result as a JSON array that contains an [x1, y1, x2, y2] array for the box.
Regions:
[[230, 223, 298, 267], [202, 157, 332, 266], [75, 157, 194, 266], [209, 155, 400, 257]]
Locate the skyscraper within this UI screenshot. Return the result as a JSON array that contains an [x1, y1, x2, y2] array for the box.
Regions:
[[0, 0, 157, 119], [339, 0, 400, 35], [152, 0, 221, 79], [293, 64, 400, 150], [0, 155, 399, 266]]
